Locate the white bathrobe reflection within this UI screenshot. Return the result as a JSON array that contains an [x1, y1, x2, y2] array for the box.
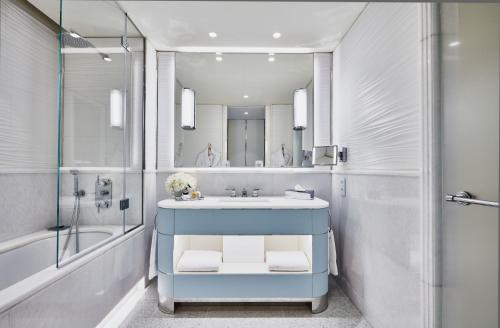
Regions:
[[272, 144, 293, 167], [195, 143, 221, 167]]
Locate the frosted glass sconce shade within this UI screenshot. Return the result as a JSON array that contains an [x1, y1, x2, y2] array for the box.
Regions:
[[182, 88, 196, 130], [293, 88, 307, 130], [110, 89, 123, 128]]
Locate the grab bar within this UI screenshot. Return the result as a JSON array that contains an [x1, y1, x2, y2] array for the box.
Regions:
[[445, 191, 499, 208]]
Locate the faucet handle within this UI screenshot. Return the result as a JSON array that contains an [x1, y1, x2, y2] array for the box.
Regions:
[[252, 188, 261, 197], [225, 187, 237, 197]]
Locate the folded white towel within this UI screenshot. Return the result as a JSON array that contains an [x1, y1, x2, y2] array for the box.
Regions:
[[329, 229, 338, 276], [266, 251, 310, 272], [177, 250, 222, 272], [148, 227, 158, 280]]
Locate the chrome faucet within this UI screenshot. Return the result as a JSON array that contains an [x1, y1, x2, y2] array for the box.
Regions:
[[252, 188, 261, 197], [241, 188, 248, 197], [225, 187, 237, 197]]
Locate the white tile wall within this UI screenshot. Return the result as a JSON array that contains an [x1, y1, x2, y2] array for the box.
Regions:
[[330, 3, 423, 328], [332, 174, 421, 328], [0, 173, 57, 243], [59, 171, 143, 227]]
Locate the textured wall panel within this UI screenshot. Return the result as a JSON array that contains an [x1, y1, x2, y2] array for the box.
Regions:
[[332, 4, 420, 171], [0, 0, 58, 170]]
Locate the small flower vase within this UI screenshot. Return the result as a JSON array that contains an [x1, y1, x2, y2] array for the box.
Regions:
[[174, 190, 184, 200]]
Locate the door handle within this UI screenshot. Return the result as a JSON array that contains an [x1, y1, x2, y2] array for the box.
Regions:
[[445, 191, 499, 208]]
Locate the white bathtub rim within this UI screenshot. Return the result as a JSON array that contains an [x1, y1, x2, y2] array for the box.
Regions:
[[0, 225, 144, 314], [0, 225, 116, 255]]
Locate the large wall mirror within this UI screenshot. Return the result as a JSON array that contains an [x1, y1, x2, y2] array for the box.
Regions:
[[174, 53, 314, 168]]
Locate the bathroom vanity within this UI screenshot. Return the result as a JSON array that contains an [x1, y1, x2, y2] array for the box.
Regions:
[[156, 196, 330, 313]]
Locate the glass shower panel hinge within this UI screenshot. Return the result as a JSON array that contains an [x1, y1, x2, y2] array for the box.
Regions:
[[120, 198, 130, 211]]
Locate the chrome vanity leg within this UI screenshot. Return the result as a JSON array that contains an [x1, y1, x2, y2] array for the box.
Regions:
[[158, 296, 175, 314], [311, 294, 328, 313]]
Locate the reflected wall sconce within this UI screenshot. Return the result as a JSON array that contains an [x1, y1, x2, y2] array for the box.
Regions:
[[110, 89, 123, 128], [181, 88, 196, 130], [293, 88, 307, 130]]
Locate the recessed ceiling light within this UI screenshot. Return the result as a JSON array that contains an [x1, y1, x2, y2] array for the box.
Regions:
[[272, 32, 281, 39], [209, 32, 217, 38], [102, 55, 112, 62], [449, 41, 460, 47], [69, 31, 80, 38], [216, 56, 223, 62], [268, 57, 275, 62], [269, 53, 275, 56], [244, 112, 249, 115], [216, 52, 222, 55], [243, 95, 249, 99]]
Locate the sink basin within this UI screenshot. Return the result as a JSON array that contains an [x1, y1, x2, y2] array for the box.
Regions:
[[218, 198, 270, 203]]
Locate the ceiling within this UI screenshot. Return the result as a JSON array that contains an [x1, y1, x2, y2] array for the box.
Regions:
[[120, 1, 366, 52], [176, 53, 312, 106], [27, 0, 142, 37], [228, 106, 266, 120], [29, 1, 366, 52]]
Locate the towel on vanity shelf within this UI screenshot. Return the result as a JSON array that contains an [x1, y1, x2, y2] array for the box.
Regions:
[[266, 251, 310, 272], [328, 229, 338, 276], [177, 250, 223, 272], [148, 227, 157, 280]]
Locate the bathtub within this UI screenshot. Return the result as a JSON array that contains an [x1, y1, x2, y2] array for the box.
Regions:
[[0, 225, 128, 313]]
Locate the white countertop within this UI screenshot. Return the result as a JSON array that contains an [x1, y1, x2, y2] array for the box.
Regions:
[[158, 196, 329, 209]]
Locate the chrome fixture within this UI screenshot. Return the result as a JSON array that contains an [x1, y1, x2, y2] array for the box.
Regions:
[[445, 191, 499, 208], [241, 188, 248, 197], [95, 176, 112, 213], [252, 188, 261, 197], [59, 170, 85, 261], [225, 187, 237, 197]]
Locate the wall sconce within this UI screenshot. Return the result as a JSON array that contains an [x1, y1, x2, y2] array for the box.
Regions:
[[312, 145, 348, 165], [110, 89, 123, 128], [293, 88, 307, 130], [181, 88, 196, 130]]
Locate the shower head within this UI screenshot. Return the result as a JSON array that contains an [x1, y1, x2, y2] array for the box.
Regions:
[[70, 169, 79, 176]]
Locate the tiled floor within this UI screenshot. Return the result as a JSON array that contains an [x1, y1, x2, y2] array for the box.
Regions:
[[120, 277, 372, 328]]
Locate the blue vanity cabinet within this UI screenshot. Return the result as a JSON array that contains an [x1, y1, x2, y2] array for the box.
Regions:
[[156, 204, 330, 314]]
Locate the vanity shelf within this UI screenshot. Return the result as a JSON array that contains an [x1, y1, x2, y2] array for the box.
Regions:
[[156, 196, 329, 314]]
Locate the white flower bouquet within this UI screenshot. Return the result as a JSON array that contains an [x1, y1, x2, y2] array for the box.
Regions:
[[165, 173, 197, 198]]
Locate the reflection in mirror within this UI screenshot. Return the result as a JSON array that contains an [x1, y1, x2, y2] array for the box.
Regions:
[[313, 146, 337, 166], [175, 53, 314, 168]]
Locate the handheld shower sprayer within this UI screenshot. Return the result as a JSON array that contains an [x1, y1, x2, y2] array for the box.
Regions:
[[70, 169, 85, 197]]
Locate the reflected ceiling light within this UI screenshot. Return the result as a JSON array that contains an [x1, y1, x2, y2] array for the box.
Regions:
[[449, 41, 460, 47], [243, 95, 249, 99], [268, 56, 275, 62], [272, 32, 281, 39], [69, 31, 80, 38], [244, 112, 249, 115], [181, 88, 196, 130], [102, 54, 112, 62], [110, 89, 123, 129], [268, 53, 275, 56], [216, 52, 222, 55], [216, 56, 223, 62], [208, 32, 217, 38], [293, 88, 307, 130]]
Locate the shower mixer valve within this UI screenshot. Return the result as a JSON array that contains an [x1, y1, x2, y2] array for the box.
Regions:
[[95, 176, 112, 213]]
